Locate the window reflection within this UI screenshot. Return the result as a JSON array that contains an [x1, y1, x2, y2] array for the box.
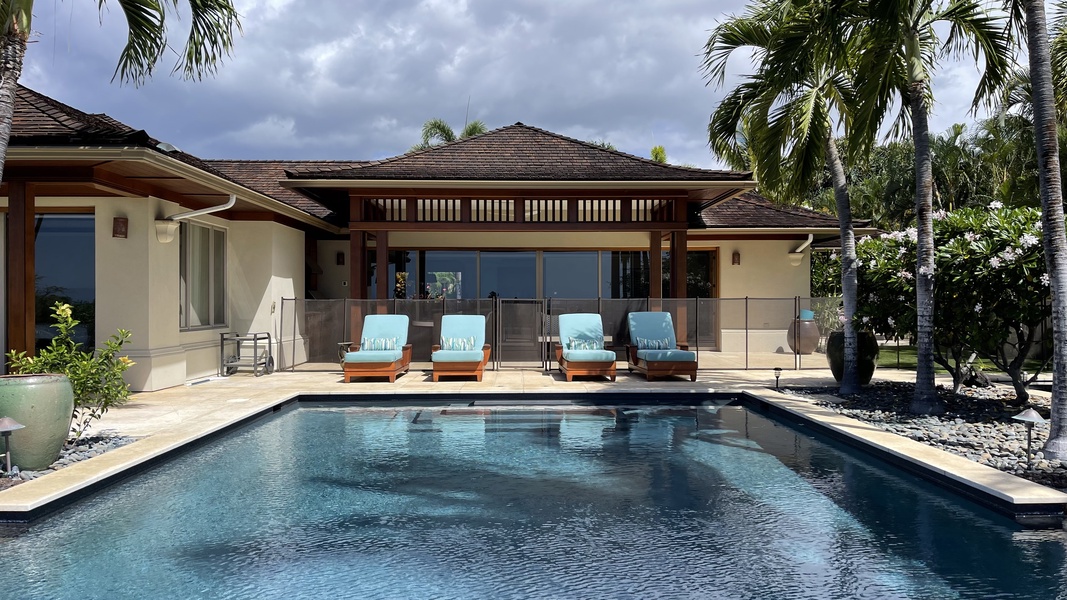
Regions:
[[35, 215, 95, 349]]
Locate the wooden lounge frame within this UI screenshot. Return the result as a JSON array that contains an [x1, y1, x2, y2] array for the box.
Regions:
[[431, 345, 491, 382], [625, 343, 697, 382], [343, 344, 413, 383], [555, 344, 617, 381]]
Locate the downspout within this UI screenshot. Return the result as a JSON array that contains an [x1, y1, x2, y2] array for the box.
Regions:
[[155, 194, 237, 243], [788, 234, 814, 267]]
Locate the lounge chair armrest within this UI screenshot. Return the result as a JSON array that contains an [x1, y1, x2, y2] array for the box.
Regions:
[[554, 343, 563, 363], [625, 344, 639, 362], [432, 344, 441, 352], [677, 343, 689, 351]]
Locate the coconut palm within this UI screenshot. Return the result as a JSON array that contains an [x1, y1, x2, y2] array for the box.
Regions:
[[1005, 0, 1067, 458], [411, 118, 488, 151], [704, 0, 869, 394], [852, 0, 1011, 414], [0, 1, 240, 184]]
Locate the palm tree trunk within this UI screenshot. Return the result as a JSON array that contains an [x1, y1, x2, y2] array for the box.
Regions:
[[0, 32, 27, 182], [1025, 0, 1067, 458], [910, 80, 943, 414], [826, 136, 859, 394]]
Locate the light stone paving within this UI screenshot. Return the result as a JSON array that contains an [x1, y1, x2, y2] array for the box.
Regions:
[[2, 365, 1064, 525]]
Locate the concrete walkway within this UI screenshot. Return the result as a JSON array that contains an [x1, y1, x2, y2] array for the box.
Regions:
[[2, 366, 1065, 527]]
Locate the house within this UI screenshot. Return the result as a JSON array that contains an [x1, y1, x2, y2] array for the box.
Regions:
[[1, 86, 866, 390]]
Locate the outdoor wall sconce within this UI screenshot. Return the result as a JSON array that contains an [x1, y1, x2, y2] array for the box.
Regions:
[[112, 217, 128, 239], [336, 251, 345, 266], [0, 417, 24, 473], [732, 250, 741, 265], [773, 367, 782, 390], [1013, 408, 1046, 469]]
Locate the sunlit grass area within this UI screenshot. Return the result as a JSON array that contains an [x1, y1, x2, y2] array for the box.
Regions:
[[877, 344, 1049, 379]]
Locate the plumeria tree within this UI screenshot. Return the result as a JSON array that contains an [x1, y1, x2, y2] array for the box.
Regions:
[[855, 205, 1050, 400]]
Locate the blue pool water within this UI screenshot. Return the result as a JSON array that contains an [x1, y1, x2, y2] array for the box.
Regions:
[[3, 402, 1067, 599]]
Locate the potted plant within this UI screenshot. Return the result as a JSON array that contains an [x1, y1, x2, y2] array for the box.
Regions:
[[3, 303, 133, 470]]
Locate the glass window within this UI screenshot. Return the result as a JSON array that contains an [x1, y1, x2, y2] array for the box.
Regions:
[[601, 251, 651, 298], [370, 250, 417, 299], [480, 252, 535, 298], [35, 215, 95, 350], [543, 252, 598, 298], [180, 222, 226, 328], [421, 251, 476, 299]]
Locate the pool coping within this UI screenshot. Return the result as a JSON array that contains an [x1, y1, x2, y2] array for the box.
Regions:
[[1, 386, 1065, 528]]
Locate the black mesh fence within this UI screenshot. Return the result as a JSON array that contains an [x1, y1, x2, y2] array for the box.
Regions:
[[278, 296, 844, 371]]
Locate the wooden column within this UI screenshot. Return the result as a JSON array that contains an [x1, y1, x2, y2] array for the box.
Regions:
[[670, 229, 689, 345], [375, 231, 389, 303], [670, 230, 687, 299], [6, 181, 34, 357], [649, 230, 662, 300], [349, 230, 366, 300]]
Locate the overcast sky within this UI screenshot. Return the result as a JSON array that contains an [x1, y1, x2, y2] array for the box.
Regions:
[[20, 0, 992, 169]]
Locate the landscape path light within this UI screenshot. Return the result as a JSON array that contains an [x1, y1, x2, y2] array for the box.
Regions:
[[1012, 408, 1046, 469], [773, 367, 782, 390]]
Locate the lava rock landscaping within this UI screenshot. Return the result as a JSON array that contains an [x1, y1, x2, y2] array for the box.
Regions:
[[785, 381, 1067, 491]]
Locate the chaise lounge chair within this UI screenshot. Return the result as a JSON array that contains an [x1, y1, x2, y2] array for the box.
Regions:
[[342, 314, 412, 383], [625, 311, 697, 382], [431, 314, 491, 382], [554, 313, 617, 381]]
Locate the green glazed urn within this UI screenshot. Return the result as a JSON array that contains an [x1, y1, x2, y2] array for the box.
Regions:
[[0, 374, 74, 470]]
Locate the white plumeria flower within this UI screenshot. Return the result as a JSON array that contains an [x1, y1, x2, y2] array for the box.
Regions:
[[918, 265, 933, 276], [905, 228, 918, 242], [1041, 273, 1050, 286], [862, 316, 870, 323], [829, 251, 838, 260], [887, 316, 895, 326], [1036, 220, 1043, 230], [1020, 233, 1039, 248], [898, 270, 913, 280], [975, 303, 983, 313], [897, 295, 905, 301], [990, 257, 1002, 268], [932, 209, 949, 220], [964, 231, 980, 242], [989, 201, 1004, 209]]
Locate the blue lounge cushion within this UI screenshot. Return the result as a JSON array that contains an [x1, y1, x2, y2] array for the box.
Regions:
[[344, 349, 403, 363], [432, 349, 485, 363], [627, 312, 679, 349], [359, 314, 410, 346], [562, 348, 617, 362], [635, 349, 697, 362], [635, 336, 673, 350]]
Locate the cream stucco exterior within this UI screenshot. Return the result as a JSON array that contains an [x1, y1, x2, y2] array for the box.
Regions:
[[2, 195, 306, 391]]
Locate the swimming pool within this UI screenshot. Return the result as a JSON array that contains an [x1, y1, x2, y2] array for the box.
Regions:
[[2, 401, 1065, 599]]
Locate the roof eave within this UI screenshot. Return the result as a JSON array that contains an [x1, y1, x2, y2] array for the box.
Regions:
[[282, 178, 758, 191], [6, 146, 342, 234]]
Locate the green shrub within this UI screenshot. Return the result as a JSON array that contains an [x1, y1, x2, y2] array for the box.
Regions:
[[6, 302, 133, 439]]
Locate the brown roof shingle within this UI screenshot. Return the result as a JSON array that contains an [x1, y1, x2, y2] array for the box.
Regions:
[[698, 191, 869, 228], [288, 123, 752, 182], [207, 160, 363, 220]]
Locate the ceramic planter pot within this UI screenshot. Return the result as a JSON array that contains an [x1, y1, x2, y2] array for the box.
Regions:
[[786, 319, 821, 355], [826, 331, 880, 385], [0, 374, 74, 470]]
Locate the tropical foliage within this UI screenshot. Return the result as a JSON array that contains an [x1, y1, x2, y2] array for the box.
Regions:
[[854, 206, 1049, 401], [7, 303, 134, 439], [411, 118, 488, 151]]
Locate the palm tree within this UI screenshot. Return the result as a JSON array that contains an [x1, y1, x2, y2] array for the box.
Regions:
[[411, 118, 488, 151], [852, 0, 1011, 414], [0, 1, 240, 184], [1011, 0, 1067, 458], [704, 0, 869, 394]]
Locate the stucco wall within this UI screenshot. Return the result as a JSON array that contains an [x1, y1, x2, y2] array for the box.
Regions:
[[1, 195, 306, 391]]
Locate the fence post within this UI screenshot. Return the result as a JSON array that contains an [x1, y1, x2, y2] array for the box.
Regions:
[[794, 296, 800, 370], [745, 296, 749, 370]]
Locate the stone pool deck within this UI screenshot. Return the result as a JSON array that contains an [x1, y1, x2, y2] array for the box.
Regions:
[[1, 366, 1066, 527]]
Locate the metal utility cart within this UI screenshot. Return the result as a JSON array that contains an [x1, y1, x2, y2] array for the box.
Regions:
[[219, 332, 274, 376]]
